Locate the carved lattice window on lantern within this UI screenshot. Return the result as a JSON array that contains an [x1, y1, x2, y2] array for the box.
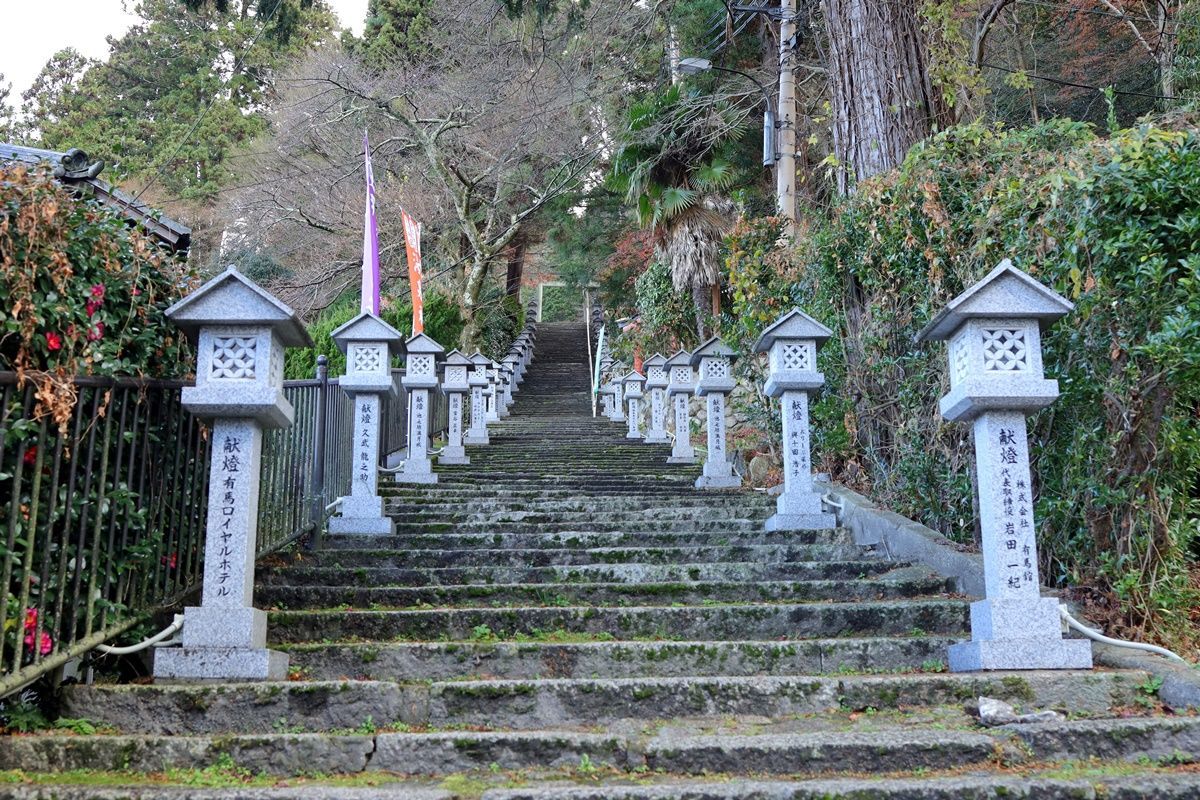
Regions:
[[352, 345, 385, 374], [648, 366, 666, 382], [951, 330, 971, 383], [704, 359, 729, 380], [780, 342, 812, 372], [211, 337, 257, 379], [410, 355, 434, 377], [981, 328, 1030, 373]]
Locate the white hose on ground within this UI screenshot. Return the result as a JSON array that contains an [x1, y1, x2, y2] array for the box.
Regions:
[[1059, 604, 1191, 665], [94, 614, 184, 655], [821, 492, 845, 511], [324, 497, 343, 512]]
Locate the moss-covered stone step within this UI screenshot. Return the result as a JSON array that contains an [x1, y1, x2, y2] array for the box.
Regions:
[[265, 599, 970, 643], [316, 529, 846, 552], [422, 671, 1142, 730], [378, 519, 771, 535], [302, 544, 868, 570], [384, 507, 773, 524], [375, 495, 776, 512], [60, 671, 1146, 735], [278, 637, 958, 681], [257, 560, 907, 588], [257, 575, 954, 612]]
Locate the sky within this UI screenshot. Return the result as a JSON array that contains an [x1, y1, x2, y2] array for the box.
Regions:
[[1, 0, 368, 108]]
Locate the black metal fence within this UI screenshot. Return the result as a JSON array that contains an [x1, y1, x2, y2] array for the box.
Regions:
[[0, 363, 446, 696]]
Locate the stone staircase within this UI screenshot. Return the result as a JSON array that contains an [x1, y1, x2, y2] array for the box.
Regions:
[[5, 321, 1199, 798]]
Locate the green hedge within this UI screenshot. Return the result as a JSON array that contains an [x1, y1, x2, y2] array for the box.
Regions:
[[722, 118, 1200, 650]]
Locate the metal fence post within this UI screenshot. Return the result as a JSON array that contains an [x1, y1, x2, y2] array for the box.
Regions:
[[307, 355, 329, 551]]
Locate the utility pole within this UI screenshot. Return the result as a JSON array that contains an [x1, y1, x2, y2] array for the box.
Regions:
[[776, 0, 797, 236]]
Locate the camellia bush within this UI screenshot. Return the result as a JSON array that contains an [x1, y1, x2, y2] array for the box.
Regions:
[[0, 165, 195, 424], [719, 118, 1200, 652]]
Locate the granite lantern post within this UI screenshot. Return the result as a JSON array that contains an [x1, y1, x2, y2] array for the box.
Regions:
[[500, 354, 519, 415], [642, 354, 670, 444], [439, 350, 473, 465], [154, 267, 312, 681], [608, 364, 626, 423], [916, 260, 1091, 672], [504, 352, 522, 396], [396, 333, 444, 485], [691, 338, 741, 489], [753, 309, 837, 530], [327, 312, 406, 535], [664, 351, 696, 464], [464, 351, 491, 445], [485, 360, 502, 423], [623, 370, 646, 440], [599, 357, 616, 418]]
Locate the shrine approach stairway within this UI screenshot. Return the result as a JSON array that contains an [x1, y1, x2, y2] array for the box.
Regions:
[[10, 321, 1200, 798]]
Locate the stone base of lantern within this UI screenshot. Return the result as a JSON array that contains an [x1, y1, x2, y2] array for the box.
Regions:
[[765, 511, 837, 531], [695, 474, 740, 490], [667, 454, 695, 465], [949, 597, 1093, 671], [463, 433, 489, 445], [395, 471, 438, 485], [626, 431, 643, 440], [438, 446, 470, 465], [329, 515, 394, 535], [154, 606, 289, 681], [155, 646, 289, 682], [644, 431, 669, 444]]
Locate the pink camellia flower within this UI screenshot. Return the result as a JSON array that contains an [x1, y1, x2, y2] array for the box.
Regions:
[[23, 609, 37, 631], [87, 322, 105, 341], [45, 331, 62, 351], [90, 284, 105, 299], [24, 631, 52, 656], [86, 299, 101, 317], [23, 447, 37, 467]]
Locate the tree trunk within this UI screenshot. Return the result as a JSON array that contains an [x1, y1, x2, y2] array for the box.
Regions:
[[822, 0, 951, 194], [505, 235, 525, 298], [692, 283, 710, 341]]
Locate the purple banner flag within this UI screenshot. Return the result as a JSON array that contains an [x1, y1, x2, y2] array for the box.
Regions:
[[361, 131, 381, 315]]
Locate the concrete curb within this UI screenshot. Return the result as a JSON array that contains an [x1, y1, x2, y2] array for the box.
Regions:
[[818, 480, 1200, 709], [818, 481, 985, 597]]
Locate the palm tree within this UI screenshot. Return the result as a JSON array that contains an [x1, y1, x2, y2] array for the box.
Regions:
[[609, 84, 747, 340]]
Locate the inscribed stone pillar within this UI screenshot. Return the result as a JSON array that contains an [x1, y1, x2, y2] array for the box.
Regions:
[[664, 350, 696, 464], [622, 370, 646, 440], [485, 360, 502, 423], [642, 354, 670, 444], [464, 351, 491, 445], [753, 309, 837, 530], [153, 267, 312, 681], [396, 333, 444, 485], [916, 259, 1092, 672], [439, 350, 473, 465], [691, 338, 740, 489], [327, 312, 405, 535]]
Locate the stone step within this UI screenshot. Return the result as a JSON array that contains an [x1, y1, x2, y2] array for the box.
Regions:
[[377, 520, 771, 535], [382, 509, 774, 524], [265, 599, 970, 643], [278, 637, 958, 681], [257, 575, 954, 610], [371, 496, 777, 511], [303, 544, 870, 569], [317, 530, 825, 552], [258, 560, 910, 587], [60, 670, 1142, 734]]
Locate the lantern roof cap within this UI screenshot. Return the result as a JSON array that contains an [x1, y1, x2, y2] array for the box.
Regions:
[[917, 259, 1074, 343], [166, 266, 312, 347], [752, 308, 834, 353]]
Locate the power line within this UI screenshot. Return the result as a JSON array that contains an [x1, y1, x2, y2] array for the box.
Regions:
[[1015, 0, 1197, 35], [983, 61, 1183, 102]]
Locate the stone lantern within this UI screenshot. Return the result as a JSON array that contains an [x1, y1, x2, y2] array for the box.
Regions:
[[642, 354, 670, 444], [504, 352, 522, 397], [603, 363, 626, 423], [599, 356, 616, 418], [439, 350, 473, 465], [485, 359, 502, 423], [753, 309, 836, 530], [501, 354, 520, 414], [916, 259, 1091, 672], [690, 337, 740, 489], [622, 370, 647, 440], [327, 311, 406, 535], [396, 333, 444, 485], [155, 266, 313, 681], [464, 351, 491, 445], [664, 351, 696, 464]]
